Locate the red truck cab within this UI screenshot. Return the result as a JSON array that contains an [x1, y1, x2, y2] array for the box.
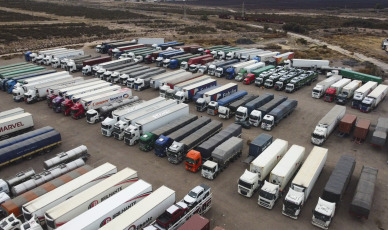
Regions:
[[243, 73, 255, 85], [156, 202, 188, 228], [185, 150, 202, 172], [324, 88, 336, 102], [61, 99, 75, 116], [70, 103, 85, 119]]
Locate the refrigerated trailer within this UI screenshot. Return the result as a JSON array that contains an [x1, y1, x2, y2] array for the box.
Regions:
[[0, 113, 34, 140], [0, 108, 24, 120]]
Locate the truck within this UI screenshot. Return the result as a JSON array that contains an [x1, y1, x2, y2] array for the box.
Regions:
[[225, 60, 258, 80], [149, 69, 186, 89], [189, 57, 215, 73], [0, 165, 92, 218], [269, 52, 294, 66], [312, 75, 343, 99], [65, 55, 94, 71], [95, 40, 124, 53], [238, 138, 287, 198], [101, 63, 138, 81], [0, 113, 34, 140], [339, 69, 382, 84], [167, 75, 211, 100], [98, 185, 174, 230], [43, 145, 89, 169], [139, 114, 198, 152], [155, 50, 185, 67], [0, 167, 35, 201], [168, 54, 200, 69], [286, 59, 330, 70], [22, 163, 117, 225], [86, 97, 140, 124], [311, 105, 346, 145], [370, 117, 388, 147], [132, 69, 167, 91], [127, 68, 160, 88], [208, 59, 239, 76], [258, 145, 305, 209], [111, 44, 145, 59], [201, 137, 243, 180], [0, 130, 61, 168], [207, 90, 247, 116], [177, 79, 217, 103], [352, 119, 370, 144], [167, 120, 222, 164], [235, 93, 274, 122], [124, 104, 190, 146], [285, 71, 318, 93], [100, 97, 165, 137], [47, 50, 84, 67], [360, 84, 388, 113], [159, 72, 203, 97], [261, 99, 298, 131], [163, 53, 195, 68], [114, 100, 178, 141], [35, 50, 76, 65], [324, 78, 352, 102], [282, 146, 328, 219], [93, 58, 131, 77], [28, 48, 67, 62], [81, 56, 112, 76], [44, 168, 138, 229], [154, 117, 211, 158], [55, 180, 152, 230], [181, 54, 213, 71], [249, 96, 288, 127], [186, 123, 242, 172], [311, 155, 356, 229], [196, 83, 238, 112], [119, 66, 151, 86], [24, 77, 84, 104], [256, 52, 281, 63], [338, 114, 357, 137], [235, 62, 265, 82], [349, 166, 378, 219], [103, 41, 137, 55], [351, 81, 378, 109], [69, 85, 121, 107], [109, 65, 142, 83], [2, 70, 57, 93], [218, 94, 257, 120], [71, 88, 132, 120], [274, 71, 302, 91]]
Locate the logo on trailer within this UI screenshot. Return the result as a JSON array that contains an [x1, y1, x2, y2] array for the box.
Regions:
[[122, 93, 130, 99], [100, 217, 111, 227], [89, 200, 99, 209], [0, 122, 24, 133]]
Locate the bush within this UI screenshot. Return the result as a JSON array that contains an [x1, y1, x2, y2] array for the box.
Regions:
[[282, 23, 307, 34]]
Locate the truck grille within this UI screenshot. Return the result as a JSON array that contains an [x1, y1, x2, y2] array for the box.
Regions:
[[239, 186, 248, 195], [102, 130, 107, 136], [312, 218, 327, 229], [124, 139, 130, 145], [114, 133, 119, 139], [259, 200, 270, 208]]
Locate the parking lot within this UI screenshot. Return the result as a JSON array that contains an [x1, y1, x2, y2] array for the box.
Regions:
[[1, 50, 387, 230]]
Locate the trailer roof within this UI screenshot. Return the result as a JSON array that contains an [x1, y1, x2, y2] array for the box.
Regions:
[[0, 112, 31, 123], [376, 117, 388, 131], [318, 105, 346, 125], [151, 114, 197, 137], [136, 104, 189, 125], [0, 108, 24, 118], [112, 97, 164, 117], [271, 145, 305, 177], [251, 139, 288, 167], [368, 84, 388, 99], [124, 100, 177, 121], [350, 166, 378, 215]]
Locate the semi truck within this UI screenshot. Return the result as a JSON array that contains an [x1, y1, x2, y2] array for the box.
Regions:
[[123, 104, 190, 146], [92, 58, 131, 77], [351, 81, 378, 109], [155, 50, 185, 67], [258, 145, 305, 209], [207, 90, 247, 116], [61, 54, 91, 69], [71, 88, 132, 119], [312, 75, 343, 99], [98, 40, 136, 54], [234, 62, 265, 82], [180, 54, 213, 70], [162, 53, 193, 67], [81, 56, 112, 76], [168, 54, 200, 69], [0, 165, 92, 218], [22, 163, 117, 225], [154, 117, 211, 158], [186, 123, 242, 172], [269, 52, 294, 66], [349, 166, 378, 220], [28, 48, 67, 62], [44, 145, 88, 169], [110, 65, 142, 83], [165, 75, 211, 100], [112, 44, 145, 59], [55, 180, 152, 230], [65, 55, 94, 72], [311, 155, 356, 229], [131, 69, 167, 90], [44, 168, 138, 229], [282, 146, 328, 219], [46, 50, 84, 67], [119, 66, 151, 86], [243, 133, 273, 164], [286, 59, 330, 69], [324, 78, 352, 102], [3, 70, 57, 93], [249, 96, 287, 127], [100, 63, 138, 82], [339, 69, 382, 84], [209, 59, 239, 76], [201, 137, 243, 180], [149, 70, 186, 89], [256, 52, 281, 63], [167, 120, 222, 164], [177, 79, 217, 103], [159, 72, 203, 98], [138, 114, 198, 152], [235, 93, 274, 122], [99, 185, 175, 230], [285, 71, 318, 93], [238, 139, 288, 198], [261, 99, 298, 131], [0, 113, 34, 140], [370, 117, 388, 147], [114, 100, 178, 140], [311, 105, 346, 145], [0, 130, 61, 168], [196, 83, 238, 112], [218, 94, 257, 119], [225, 60, 258, 80], [338, 114, 357, 137], [360, 84, 388, 113], [0, 126, 53, 150]]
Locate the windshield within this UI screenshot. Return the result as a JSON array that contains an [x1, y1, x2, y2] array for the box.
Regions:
[[202, 165, 214, 172], [238, 179, 252, 188], [154, 143, 165, 152], [286, 85, 293, 91], [361, 102, 370, 107], [262, 119, 272, 125], [188, 191, 198, 198], [235, 111, 244, 117], [216, 69, 222, 74], [160, 89, 166, 94], [195, 101, 203, 106], [71, 109, 79, 114], [12, 92, 18, 96], [113, 126, 121, 133], [256, 79, 263, 84], [86, 112, 96, 119], [185, 157, 195, 165], [275, 82, 282, 88], [284, 199, 300, 210], [174, 95, 183, 101], [313, 89, 320, 93], [249, 114, 258, 120], [259, 190, 275, 200], [313, 210, 330, 221], [208, 105, 216, 110], [312, 133, 324, 139], [101, 124, 111, 130]]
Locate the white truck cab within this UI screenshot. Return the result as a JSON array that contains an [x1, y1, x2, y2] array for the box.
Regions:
[[311, 198, 336, 229], [238, 170, 259, 198], [20, 218, 43, 230], [249, 110, 263, 127], [0, 214, 22, 230]]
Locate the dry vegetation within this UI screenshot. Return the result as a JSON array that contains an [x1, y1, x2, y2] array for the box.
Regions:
[[0, 9, 51, 21]]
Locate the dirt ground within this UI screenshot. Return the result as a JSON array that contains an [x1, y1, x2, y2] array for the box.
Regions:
[[0, 45, 387, 230]]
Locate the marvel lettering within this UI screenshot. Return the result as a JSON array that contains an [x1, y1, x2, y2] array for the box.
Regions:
[[0, 122, 24, 133]]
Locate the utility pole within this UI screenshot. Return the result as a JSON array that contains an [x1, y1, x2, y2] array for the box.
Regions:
[[183, 0, 187, 19], [242, 1, 245, 18]]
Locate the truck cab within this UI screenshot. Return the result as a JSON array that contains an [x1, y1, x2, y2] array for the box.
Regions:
[[113, 120, 130, 140], [123, 124, 141, 145], [258, 181, 280, 209], [183, 184, 211, 208], [282, 188, 304, 219], [255, 72, 272, 87], [201, 161, 219, 180], [180, 61, 189, 70], [81, 65, 92, 75], [360, 96, 374, 112], [238, 170, 259, 198], [185, 150, 202, 173], [85, 109, 101, 124], [324, 88, 336, 102], [51, 96, 64, 113], [207, 101, 218, 116], [260, 115, 275, 131], [311, 126, 327, 146], [167, 141, 185, 164], [60, 99, 75, 115], [70, 103, 85, 119], [195, 98, 208, 112], [243, 74, 255, 85], [311, 198, 336, 229], [218, 106, 230, 119], [101, 117, 117, 137], [249, 110, 263, 127], [312, 85, 325, 98], [139, 132, 158, 152], [154, 135, 174, 157], [12, 87, 25, 102], [235, 106, 248, 121], [174, 91, 185, 104], [0, 214, 22, 230]]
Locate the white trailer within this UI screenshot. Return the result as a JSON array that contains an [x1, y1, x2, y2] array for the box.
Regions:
[[37, 49, 75, 65], [50, 50, 84, 68], [57, 80, 105, 97], [44, 168, 138, 229], [22, 71, 71, 85], [64, 82, 113, 100], [79, 88, 132, 111], [41, 49, 79, 66], [238, 139, 288, 198], [226, 49, 257, 60], [114, 100, 178, 140], [258, 145, 305, 209], [0, 113, 34, 139], [70, 85, 121, 103], [30, 48, 67, 62], [235, 62, 265, 81], [327, 78, 351, 96], [173, 75, 211, 94], [124, 104, 189, 146], [0, 108, 24, 120], [240, 50, 272, 61], [159, 72, 202, 98], [360, 84, 388, 112], [312, 75, 342, 98], [351, 81, 378, 108], [99, 185, 175, 230], [149, 70, 186, 89], [257, 52, 280, 63], [100, 97, 165, 137], [22, 163, 118, 225], [56, 180, 152, 230], [203, 83, 238, 103], [230, 60, 258, 75], [311, 105, 346, 145], [288, 59, 330, 69], [24, 77, 84, 103], [335, 80, 362, 104], [93, 58, 131, 77], [282, 146, 328, 219]]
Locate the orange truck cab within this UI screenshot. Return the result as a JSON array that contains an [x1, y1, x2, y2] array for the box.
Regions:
[[324, 88, 336, 102], [185, 150, 202, 172]]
